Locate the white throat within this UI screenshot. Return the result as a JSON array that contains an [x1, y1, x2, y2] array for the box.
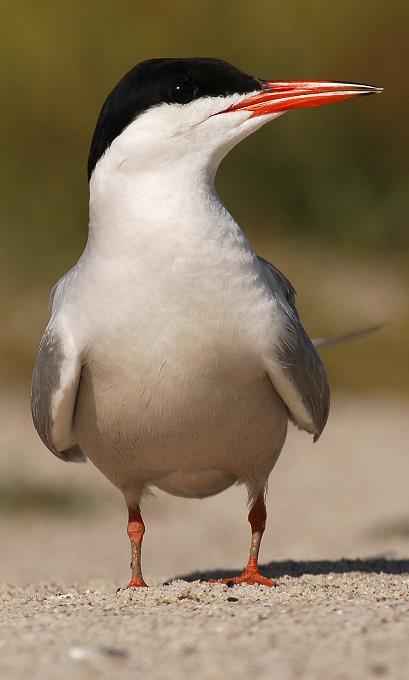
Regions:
[[88, 162, 238, 261], [86, 148, 254, 273]]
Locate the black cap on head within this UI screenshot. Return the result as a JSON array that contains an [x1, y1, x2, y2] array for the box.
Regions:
[[87, 58, 260, 180]]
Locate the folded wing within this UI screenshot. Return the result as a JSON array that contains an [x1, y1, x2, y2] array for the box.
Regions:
[[31, 319, 85, 462], [258, 256, 330, 441]]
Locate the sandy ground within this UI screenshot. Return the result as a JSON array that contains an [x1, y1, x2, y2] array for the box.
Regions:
[[0, 391, 409, 679]]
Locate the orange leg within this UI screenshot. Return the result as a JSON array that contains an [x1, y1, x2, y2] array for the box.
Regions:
[[127, 505, 148, 587], [210, 495, 277, 587]]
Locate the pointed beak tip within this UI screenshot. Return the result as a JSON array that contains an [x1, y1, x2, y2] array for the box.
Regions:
[[358, 84, 383, 95], [225, 80, 384, 117]]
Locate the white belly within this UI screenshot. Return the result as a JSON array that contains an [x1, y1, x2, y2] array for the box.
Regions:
[[73, 309, 288, 503]]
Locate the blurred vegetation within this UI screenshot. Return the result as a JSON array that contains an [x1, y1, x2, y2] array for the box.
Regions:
[[0, 483, 96, 516], [1, 1, 408, 392]]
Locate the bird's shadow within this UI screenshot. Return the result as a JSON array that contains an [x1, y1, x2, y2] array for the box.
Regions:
[[169, 557, 409, 584]]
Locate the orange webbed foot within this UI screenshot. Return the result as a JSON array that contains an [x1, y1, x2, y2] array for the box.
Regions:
[[210, 569, 277, 588], [127, 576, 148, 588]]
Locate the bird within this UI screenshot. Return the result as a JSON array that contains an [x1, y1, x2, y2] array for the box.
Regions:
[[31, 58, 381, 588]]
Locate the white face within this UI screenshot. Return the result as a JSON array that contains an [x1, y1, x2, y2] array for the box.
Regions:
[[95, 93, 284, 182]]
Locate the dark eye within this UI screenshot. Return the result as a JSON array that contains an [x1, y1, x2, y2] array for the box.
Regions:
[[168, 79, 196, 104]]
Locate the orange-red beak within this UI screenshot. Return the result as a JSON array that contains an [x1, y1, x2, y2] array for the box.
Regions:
[[220, 80, 382, 117]]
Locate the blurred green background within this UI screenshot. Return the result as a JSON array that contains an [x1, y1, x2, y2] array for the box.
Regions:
[[1, 0, 408, 392]]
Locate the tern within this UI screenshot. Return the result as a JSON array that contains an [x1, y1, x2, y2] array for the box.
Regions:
[[31, 58, 381, 587]]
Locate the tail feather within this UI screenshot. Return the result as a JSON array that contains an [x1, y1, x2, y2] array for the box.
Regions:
[[313, 323, 385, 351]]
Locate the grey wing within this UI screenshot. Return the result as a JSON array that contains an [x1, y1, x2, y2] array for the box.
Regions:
[[258, 256, 298, 311], [257, 255, 330, 441], [31, 323, 85, 462]]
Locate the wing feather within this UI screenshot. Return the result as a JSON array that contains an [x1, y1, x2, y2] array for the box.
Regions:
[[258, 255, 330, 440], [31, 323, 85, 462]]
